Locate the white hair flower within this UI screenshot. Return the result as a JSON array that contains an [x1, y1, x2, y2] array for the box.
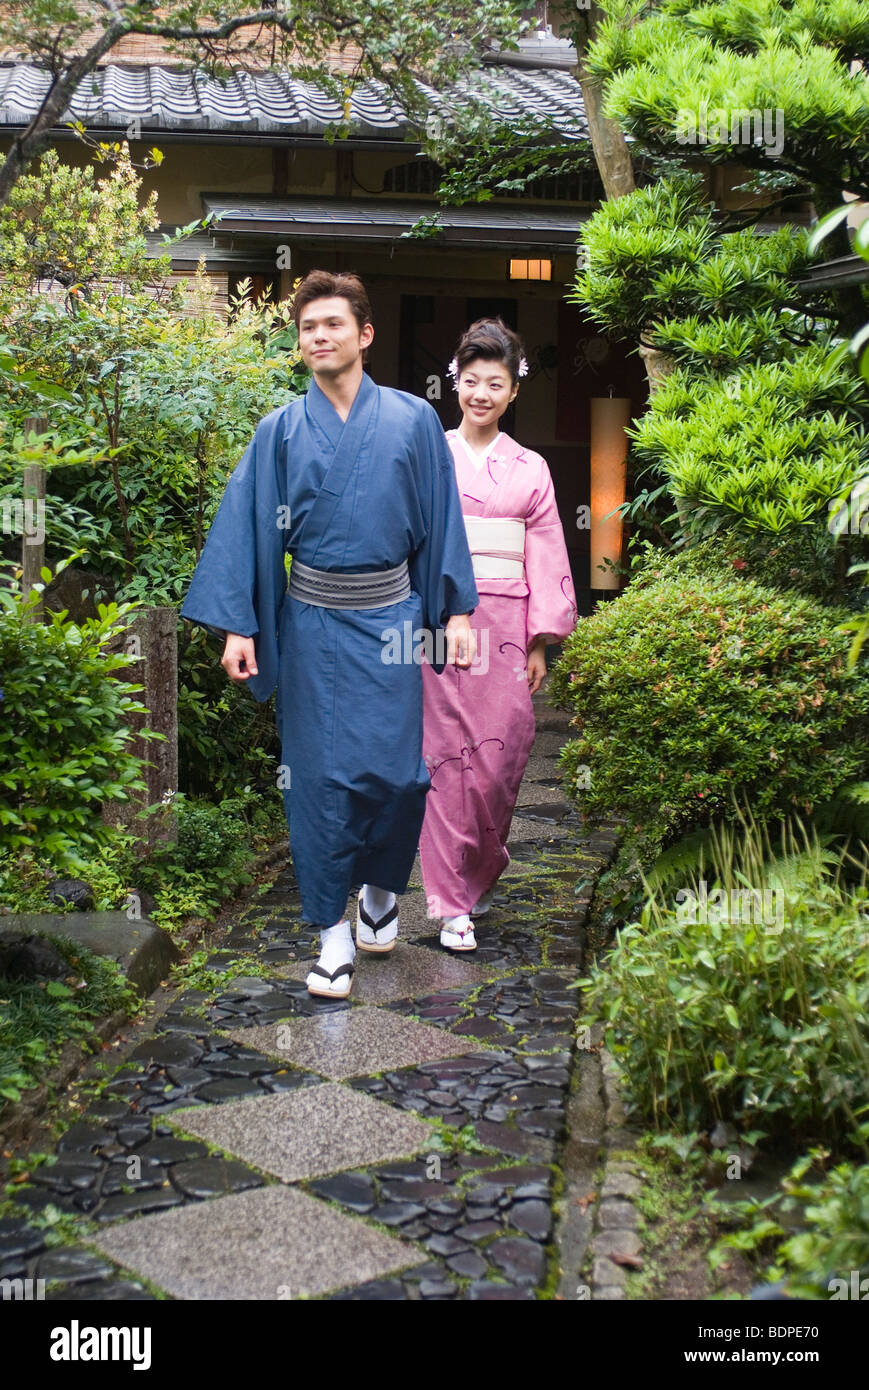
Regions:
[[518, 356, 529, 377], [447, 357, 459, 390]]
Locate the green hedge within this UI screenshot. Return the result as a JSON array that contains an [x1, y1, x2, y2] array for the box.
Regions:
[[0, 580, 148, 866], [550, 562, 869, 845]]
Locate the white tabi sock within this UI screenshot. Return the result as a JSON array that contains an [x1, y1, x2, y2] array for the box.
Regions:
[[443, 914, 472, 934], [361, 884, 396, 921], [317, 920, 354, 973]]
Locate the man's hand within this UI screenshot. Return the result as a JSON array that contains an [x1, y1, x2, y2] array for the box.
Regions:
[[221, 633, 258, 684], [527, 637, 547, 696], [445, 614, 475, 668]]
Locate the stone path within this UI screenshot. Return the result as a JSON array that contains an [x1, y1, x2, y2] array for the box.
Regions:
[[0, 690, 621, 1301]]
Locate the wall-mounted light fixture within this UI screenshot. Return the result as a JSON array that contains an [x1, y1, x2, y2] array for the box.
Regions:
[[509, 258, 552, 281], [590, 394, 630, 591]]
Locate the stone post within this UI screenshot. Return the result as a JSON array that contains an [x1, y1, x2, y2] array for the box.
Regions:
[[21, 415, 47, 622], [104, 607, 179, 851]]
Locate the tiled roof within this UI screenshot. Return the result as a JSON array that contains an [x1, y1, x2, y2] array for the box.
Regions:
[[197, 195, 588, 251], [0, 61, 587, 141]]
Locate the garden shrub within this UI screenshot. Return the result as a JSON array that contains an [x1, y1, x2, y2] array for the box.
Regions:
[[178, 626, 280, 798], [550, 560, 869, 848], [584, 843, 869, 1141], [134, 790, 286, 930], [0, 578, 150, 869], [710, 1144, 869, 1300]]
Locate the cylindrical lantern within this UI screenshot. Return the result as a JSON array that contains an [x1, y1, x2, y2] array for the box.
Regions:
[[590, 397, 631, 591]]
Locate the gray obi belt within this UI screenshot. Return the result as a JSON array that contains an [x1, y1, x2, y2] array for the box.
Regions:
[[287, 558, 411, 610]]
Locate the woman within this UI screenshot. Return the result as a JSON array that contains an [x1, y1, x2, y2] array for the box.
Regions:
[[420, 318, 578, 951]]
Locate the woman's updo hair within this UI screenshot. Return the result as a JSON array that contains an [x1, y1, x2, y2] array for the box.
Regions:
[[453, 316, 526, 385]]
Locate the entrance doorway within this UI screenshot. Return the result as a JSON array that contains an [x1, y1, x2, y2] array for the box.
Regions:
[[398, 294, 518, 436]]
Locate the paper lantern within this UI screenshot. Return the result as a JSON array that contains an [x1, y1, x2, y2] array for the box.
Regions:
[[590, 396, 630, 590]]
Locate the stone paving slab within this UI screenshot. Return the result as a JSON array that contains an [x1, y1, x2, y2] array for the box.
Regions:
[[94, 1183, 420, 1300], [275, 940, 504, 1004], [221, 1004, 480, 1080], [166, 1082, 433, 1182], [2, 684, 619, 1302]]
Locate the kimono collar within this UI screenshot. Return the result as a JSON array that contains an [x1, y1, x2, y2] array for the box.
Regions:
[[305, 368, 378, 447], [450, 428, 522, 506]]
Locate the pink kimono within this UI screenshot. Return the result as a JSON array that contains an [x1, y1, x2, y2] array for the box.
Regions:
[[419, 429, 578, 918]]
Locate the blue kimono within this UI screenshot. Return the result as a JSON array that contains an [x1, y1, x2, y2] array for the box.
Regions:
[[181, 370, 479, 925]]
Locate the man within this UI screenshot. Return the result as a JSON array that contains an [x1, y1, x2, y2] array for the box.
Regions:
[[181, 270, 478, 998]]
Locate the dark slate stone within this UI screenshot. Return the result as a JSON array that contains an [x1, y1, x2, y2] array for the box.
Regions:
[[425, 1234, 468, 1257], [451, 1017, 506, 1040], [83, 1101, 133, 1125], [30, 1162, 103, 1192], [46, 1280, 156, 1301], [114, 1126, 154, 1149], [401, 1262, 447, 1282], [330, 1279, 407, 1301], [487, 1237, 547, 1285], [73, 1192, 102, 1214], [426, 1213, 461, 1235], [135, 1137, 209, 1164], [0, 1222, 45, 1260], [515, 1112, 563, 1138], [379, 1181, 451, 1205], [259, 1071, 312, 1093], [511, 1182, 550, 1201], [426, 1197, 464, 1217], [508, 1200, 552, 1242], [506, 1083, 565, 1107], [483, 1105, 512, 1123], [170, 1158, 264, 1199], [48, 878, 95, 911], [128, 1033, 204, 1066], [101, 1169, 167, 1196], [196, 1078, 264, 1102], [468, 1281, 535, 1300], [465, 1182, 507, 1205], [209, 1057, 277, 1078], [56, 1124, 114, 1153], [426, 1090, 460, 1108], [447, 1250, 489, 1280], [419, 1279, 459, 1299], [373, 1203, 427, 1228], [474, 1121, 552, 1159], [308, 1172, 377, 1214], [455, 1153, 506, 1172], [35, 1249, 114, 1283], [96, 1189, 184, 1221], [455, 1220, 502, 1243], [166, 1066, 213, 1088]]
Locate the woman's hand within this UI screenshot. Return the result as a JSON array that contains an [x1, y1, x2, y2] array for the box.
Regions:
[[527, 637, 547, 695], [222, 633, 258, 683]]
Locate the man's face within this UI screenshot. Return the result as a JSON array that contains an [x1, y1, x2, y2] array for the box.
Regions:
[[297, 295, 374, 377]]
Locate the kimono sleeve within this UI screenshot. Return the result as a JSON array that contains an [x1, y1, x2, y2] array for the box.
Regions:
[[524, 459, 578, 648], [180, 408, 288, 703], [408, 402, 479, 664]]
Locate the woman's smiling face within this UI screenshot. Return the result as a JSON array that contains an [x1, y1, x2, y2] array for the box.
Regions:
[[457, 356, 517, 429]]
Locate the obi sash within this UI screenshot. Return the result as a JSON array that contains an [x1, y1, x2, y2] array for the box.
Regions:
[[463, 516, 526, 579], [288, 558, 411, 609]]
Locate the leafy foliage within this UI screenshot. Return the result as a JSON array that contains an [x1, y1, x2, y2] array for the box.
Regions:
[[0, 572, 150, 866], [586, 0, 869, 201], [583, 825, 869, 1140], [573, 176, 869, 541], [0, 933, 139, 1107], [0, 150, 305, 798], [550, 554, 869, 846], [133, 791, 286, 931]]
